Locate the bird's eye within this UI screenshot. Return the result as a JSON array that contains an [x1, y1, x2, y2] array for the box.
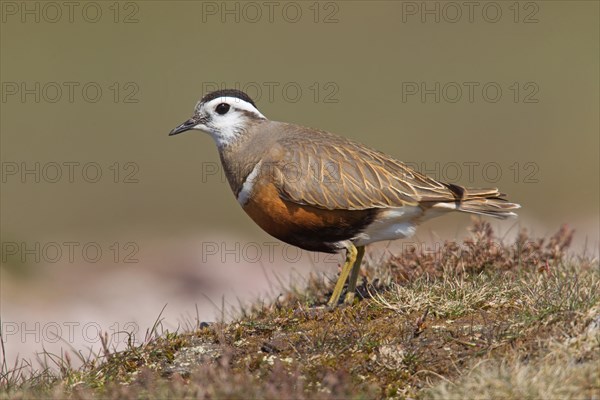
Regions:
[[215, 103, 230, 115]]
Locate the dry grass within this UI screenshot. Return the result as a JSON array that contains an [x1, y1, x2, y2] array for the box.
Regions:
[[1, 222, 598, 399], [424, 304, 600, 400]]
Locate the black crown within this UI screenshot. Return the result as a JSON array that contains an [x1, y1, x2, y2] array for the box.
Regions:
[[201, 89, 256, 108]]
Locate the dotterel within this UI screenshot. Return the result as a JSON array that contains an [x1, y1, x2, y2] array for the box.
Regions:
[[169, 89, 520, 306]]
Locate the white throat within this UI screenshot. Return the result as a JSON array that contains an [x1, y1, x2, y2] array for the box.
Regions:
[[205, 121, 247, 148]]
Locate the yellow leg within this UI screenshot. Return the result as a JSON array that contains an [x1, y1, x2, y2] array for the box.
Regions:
[[344, 246, 365, 304], [327, 244, 358, 307]]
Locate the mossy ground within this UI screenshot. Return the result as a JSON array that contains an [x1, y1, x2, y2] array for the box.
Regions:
[[2, 222, 599, 399]]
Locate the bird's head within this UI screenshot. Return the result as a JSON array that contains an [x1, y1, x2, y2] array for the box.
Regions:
[[169, 89, 266, 147]]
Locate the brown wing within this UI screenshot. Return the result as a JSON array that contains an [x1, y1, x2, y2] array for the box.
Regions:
[[262, 124, 458, 211]]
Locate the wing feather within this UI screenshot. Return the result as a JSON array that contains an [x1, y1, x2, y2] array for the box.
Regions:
[[265, 124, 457, 210]]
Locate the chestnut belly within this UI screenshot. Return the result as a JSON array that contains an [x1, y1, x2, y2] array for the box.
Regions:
[[241, 182, 377, 253]]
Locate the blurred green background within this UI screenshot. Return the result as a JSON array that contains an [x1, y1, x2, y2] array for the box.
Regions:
[[1, 1, 598, 244], [0, 0, 598, 364]]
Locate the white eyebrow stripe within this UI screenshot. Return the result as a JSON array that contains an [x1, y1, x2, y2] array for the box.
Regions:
[[204, 97, 266, 119]]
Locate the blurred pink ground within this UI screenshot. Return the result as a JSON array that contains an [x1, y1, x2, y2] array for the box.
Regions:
[[1, 233, 335, 369]]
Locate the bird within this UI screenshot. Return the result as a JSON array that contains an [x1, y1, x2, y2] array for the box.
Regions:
[[169, 89, 520, 307]]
